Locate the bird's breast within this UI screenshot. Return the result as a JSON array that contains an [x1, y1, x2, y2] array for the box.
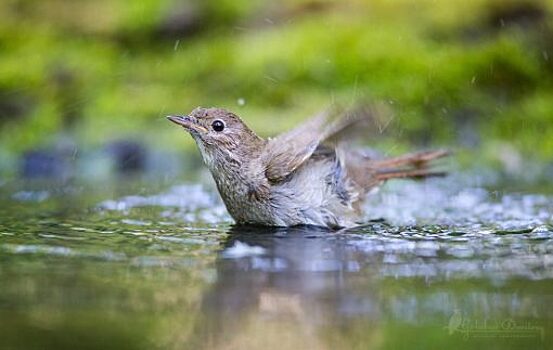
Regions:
[[211, 169, 275, 224]]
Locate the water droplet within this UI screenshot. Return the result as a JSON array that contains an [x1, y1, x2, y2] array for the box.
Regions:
[[237, 98, 246, 106]]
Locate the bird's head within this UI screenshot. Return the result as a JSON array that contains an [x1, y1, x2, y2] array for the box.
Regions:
[[167, 107, 264, 169]]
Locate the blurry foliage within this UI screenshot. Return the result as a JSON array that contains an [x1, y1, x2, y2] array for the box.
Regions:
[[0, 0, 553, 164]]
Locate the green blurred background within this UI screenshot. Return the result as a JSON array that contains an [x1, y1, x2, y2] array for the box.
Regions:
[[1, 0, 553, 179]]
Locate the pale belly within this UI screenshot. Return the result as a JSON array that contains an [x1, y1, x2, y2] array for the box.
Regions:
[[218, 159, 361, 228]]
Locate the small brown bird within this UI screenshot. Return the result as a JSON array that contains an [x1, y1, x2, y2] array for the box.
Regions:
[[168, 106, 447, 228]]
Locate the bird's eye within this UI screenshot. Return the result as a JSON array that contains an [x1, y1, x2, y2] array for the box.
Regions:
[[211, 119, 225, 132]]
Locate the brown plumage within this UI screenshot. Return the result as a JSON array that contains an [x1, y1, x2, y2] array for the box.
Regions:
[[168, 106, 448, 228]]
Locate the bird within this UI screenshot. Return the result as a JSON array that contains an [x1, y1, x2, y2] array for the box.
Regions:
[[167, 106, 447, 229]]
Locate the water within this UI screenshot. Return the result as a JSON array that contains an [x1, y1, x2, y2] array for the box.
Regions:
[[1, 174, 552, 350]]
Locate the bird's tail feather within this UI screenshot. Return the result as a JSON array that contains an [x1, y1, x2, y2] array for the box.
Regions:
[[372, 149, 449, 181]]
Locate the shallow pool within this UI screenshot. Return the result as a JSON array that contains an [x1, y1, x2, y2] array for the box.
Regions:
[[1, 173, 552, 349]]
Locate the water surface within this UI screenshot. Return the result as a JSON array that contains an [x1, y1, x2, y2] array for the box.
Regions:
[[1, 175, 552, 349]]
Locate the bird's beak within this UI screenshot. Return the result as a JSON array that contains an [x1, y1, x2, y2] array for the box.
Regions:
[[166, 115, 207, 133]]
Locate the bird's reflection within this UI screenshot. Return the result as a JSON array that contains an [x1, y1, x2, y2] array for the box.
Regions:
[[190, 225, 381, 350]]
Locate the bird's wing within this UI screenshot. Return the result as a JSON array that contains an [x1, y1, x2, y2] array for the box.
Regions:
[[261, 105, 381, 183]]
